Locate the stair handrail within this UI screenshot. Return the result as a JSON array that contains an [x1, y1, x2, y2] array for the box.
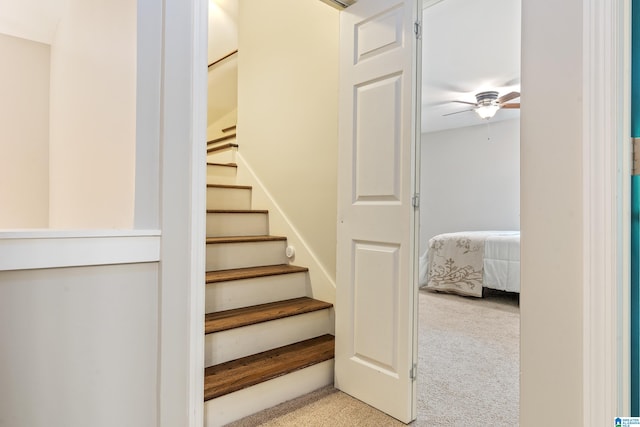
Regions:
[[208, 49, 238, 69]]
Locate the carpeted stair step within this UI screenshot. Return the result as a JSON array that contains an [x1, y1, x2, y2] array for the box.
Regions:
[[204, 297, 333, 366], [205, 264, 310, 313], [206, 184, 252, 210], [204, 334, 335, 401], [206, 209, 269, 237], [206, 235, 288, 271]]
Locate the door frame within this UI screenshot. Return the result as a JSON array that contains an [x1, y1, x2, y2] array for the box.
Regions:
[[146, 0, 630, 424], [582, 0, 630, 423], [137, 0, 208, 425]]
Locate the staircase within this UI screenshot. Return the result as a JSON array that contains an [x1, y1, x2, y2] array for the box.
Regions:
[[203, 130, 335, 426]]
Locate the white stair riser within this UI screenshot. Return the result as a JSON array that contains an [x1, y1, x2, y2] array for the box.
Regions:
[[205, 272, 309, 313], [204, 360, 334, 427], [207, 147, 236, 164], [205, 310, 332, 367], [206, 187, 251, 210], [207, 164, 237, 185], [206, 241, 287, 271], [206, 212, 268, 237]]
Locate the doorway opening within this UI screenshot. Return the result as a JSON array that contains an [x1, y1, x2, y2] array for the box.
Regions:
[[417, 0, 521, 423]]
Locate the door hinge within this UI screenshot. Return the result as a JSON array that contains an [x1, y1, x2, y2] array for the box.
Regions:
[[410, 363, 418, 381], [412, 194, 420, 208], [633, 138, 640, 176], [414, 21, 422, 40]]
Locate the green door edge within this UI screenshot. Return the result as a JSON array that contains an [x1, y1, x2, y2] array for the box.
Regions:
[[631, 0, 640, 416]]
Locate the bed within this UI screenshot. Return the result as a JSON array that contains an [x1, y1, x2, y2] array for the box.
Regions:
[[419, 231, 520, 297]]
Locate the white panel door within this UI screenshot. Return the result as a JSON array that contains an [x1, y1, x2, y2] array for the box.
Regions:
[[335, 0, 421, 423]]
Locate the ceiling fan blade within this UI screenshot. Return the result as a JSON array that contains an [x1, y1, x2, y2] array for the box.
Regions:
[[452, 100, 478, 106], [443, 108, 474, 116], [497, 91, 520, 104], [500, 102, 520, 109]]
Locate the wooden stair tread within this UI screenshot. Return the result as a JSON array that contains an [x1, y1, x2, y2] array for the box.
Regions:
[[206, 264, 308, 283], [204, 334, 334, 401], [207, 162, 237, 168], [208, 133, 237, 145], [207, 183, 251, 190], [205, 297, 332, 334], [207, 209, 268, 214], [207, 142, 238, 154], [206, 235, 286, 244]]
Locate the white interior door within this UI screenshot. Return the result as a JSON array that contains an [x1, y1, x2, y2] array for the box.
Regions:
[[335, 0, 421, 423]]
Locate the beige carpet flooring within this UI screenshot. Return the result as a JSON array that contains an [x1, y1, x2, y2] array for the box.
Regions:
[[227, 288, 520, 427]]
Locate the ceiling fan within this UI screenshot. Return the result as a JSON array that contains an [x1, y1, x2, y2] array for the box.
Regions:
[[444, 90, 520, 119]]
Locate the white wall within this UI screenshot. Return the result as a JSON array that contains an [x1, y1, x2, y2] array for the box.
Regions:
[[208, 0, 238, 63], [520, 0, 584, 424], [0, 262, 158, 427], [0, 0, 64, 44], [207, 0, 238, 129], [238, 0, 339, 279], [207, 108, 237, 141], [419, 119, 520, 252], [0, 33, 50, 228], [48, 0, 136, 228], [207, 57, 238, 127]]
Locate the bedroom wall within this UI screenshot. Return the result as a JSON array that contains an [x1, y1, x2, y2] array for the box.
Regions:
[[0, 33, 50, 228], [419, 118, 520, 253], [237, 0, 339, 279]]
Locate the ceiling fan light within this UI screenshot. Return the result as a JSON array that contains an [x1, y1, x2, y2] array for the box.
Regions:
[[475, 104, 499, 119]]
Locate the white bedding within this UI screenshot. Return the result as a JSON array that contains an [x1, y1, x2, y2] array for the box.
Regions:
[[483, 231, 520, 293], [419, 231, 520, 296]]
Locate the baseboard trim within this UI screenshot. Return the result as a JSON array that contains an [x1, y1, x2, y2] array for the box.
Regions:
[[235, 153, 336, 306]]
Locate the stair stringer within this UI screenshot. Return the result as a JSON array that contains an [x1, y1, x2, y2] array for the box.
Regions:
[[235, 152, 336, 312]]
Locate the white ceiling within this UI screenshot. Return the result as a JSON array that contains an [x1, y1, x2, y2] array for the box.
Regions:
[[421, 0, 521, 133], [0, 0, 65, 44]]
